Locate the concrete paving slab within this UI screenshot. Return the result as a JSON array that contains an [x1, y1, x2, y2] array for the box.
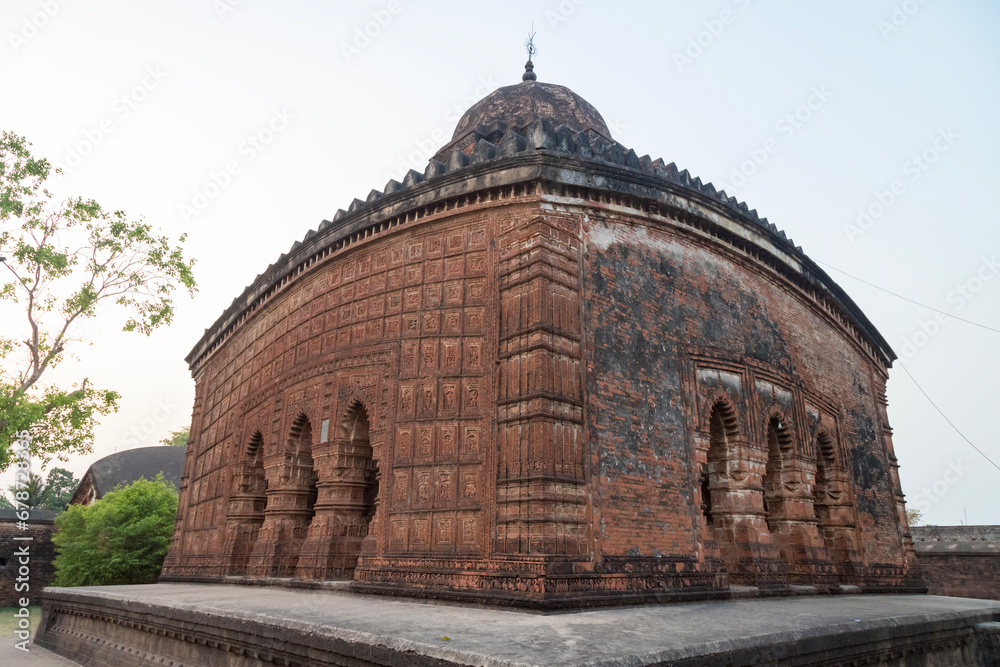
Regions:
[[0, 639, 79, 665], [35, 583, 1000, 666]]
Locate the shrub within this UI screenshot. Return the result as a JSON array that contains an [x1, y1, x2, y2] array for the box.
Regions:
[[52, 474, 178, 586]]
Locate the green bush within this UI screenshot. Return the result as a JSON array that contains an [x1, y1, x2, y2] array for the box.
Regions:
[[52, 474, 178, 586]]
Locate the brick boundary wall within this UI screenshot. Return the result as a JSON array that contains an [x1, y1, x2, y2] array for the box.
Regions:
[[0, 511, 57, 608], [912, 525, 1000, 601]]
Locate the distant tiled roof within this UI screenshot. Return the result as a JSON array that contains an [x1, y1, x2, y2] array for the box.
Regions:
[[81, 446, 186, 498]]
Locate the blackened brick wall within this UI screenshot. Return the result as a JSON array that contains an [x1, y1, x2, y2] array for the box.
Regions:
[[0, 515, 56, 608]]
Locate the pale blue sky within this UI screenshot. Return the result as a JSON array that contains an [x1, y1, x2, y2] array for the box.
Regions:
[[1, 0, 997, 524]]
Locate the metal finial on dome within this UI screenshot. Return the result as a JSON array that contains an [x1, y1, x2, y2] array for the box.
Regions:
[[523, 60, 536, 82], [523, 27, 537, 82]]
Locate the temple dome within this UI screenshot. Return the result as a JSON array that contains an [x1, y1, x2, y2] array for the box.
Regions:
[[451, 79, 611, 140]]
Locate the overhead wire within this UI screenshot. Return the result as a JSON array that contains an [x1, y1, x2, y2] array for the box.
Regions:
[[812, 258, 999, 472], [897, 361, 1000, 473], [815, 259, 1000, 335]]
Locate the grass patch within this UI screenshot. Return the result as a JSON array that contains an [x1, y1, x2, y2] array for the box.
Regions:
[[0, 606, 42, 637]]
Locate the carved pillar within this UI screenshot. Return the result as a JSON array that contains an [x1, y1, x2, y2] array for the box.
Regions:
[[763, 455, 831, 585], [691, 443, 724, 568], [699, 401, 783, 587], [714, 444, 777, 584], [761, 416, 829, 585], [495, 218, 588, 557], [814, 465, 861, 576], [220, 455, 267, 576], [247, 417, 317, 578], [295, 402, 377, 580]]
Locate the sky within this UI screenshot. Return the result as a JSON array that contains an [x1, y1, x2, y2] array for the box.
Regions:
[[0, 0, 997, 525]]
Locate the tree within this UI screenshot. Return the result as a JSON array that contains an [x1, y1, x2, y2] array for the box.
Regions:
[[52, 474, 178, 586], [906, 507, 923, 527], [0, 471, 45, 508], [0, 466, 79, 511], [37, 466, 78, 510], [159, 426, 189, 447], [0, 131, 196, 470]]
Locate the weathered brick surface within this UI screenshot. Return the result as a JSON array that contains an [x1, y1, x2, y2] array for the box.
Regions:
[[0, 512, 56, 607], [913, 525, 1000, 600], [582, 217, 911, 589], [161, 82, 923, 606]]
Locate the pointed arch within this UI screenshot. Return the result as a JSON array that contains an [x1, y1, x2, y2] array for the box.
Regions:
[[341, 400, 378, 530], [708, 397, 741, 458], [816, 430, 836, 464], [813, 430, 836, 523], [765, 408, 794, 455], [338, 399, 379, 578], [812, 429, 857, 563], [246, 430, 264, 460], [244, 430, 266, 494], [763, 413, 792, 531], [287, 412, 318, 520], [340, 399, 372, 444], [701, 398, 749, 580], [288, 412, 313, 453], [225, 429, 268, 575]]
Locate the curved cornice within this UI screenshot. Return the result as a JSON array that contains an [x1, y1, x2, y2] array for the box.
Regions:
[[187, 120, 895, 374]]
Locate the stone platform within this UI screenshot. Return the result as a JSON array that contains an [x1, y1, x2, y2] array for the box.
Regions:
[[35, 583, 1000, 666]]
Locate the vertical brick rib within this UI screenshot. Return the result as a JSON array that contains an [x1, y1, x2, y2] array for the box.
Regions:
[[496, 218, 588, 557]]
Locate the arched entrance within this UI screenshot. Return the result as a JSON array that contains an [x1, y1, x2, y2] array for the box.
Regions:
[[813, 431, 859, 567], [281, 414, 318, 575], [763, 414, 828, 583], [295, 400, 379, 581], [247, 413, 318, 578], [224, 431, 267, 575], [762, 415, 794, 535], [702, 400, 754, 581], [338, 400, 379, 577]]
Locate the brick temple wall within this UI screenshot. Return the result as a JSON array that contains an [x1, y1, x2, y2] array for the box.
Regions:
[[582, 212, 915, 588], [162, 156, 922, 605], [913, 525, 1000, 600], [0, 513, 56, 608], [163, 198, 502, 585]]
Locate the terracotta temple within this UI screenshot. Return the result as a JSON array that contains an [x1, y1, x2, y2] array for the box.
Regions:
[[161, 61, 924, 608]]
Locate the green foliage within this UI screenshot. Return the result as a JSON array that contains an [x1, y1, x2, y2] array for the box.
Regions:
[[0, 131, 196, 470], [0, 384, 119, 470], [5, 471, 44, 508], [0, 466, 77, 511], [39, 466, 78, 510], [52, 474, 178, 587], [159, 426, 189, 447]]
